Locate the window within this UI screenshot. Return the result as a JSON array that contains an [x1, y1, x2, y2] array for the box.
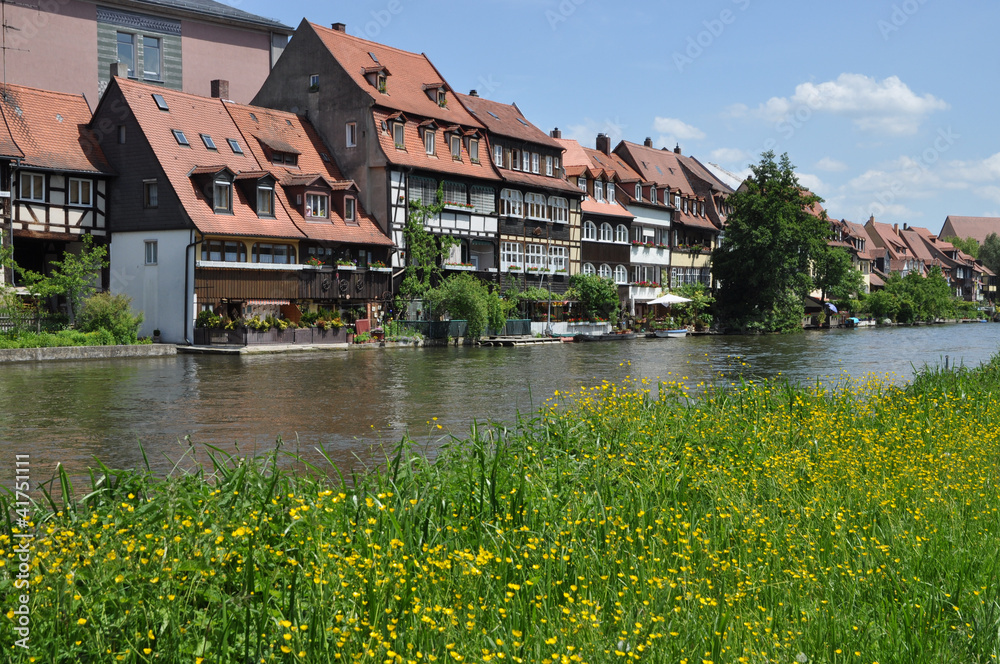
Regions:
[[143, 36, 162, 80], [257, 184, 274, 217], [143, 180, 158, 208], [19, 172, 43, 201], [500, 189, 523, 217], [650, 186, 657, 204], [346, 122, 357, 147], [549, 197, 568, 223], [501, 241, 523, 269], [345, 197, 356, 223], [424, 129, 436, 155], [310, 73, 320, 88], [578, 177, 587, 192], [593, 182, 604, 203], [635, 184, 642, 200], [583, 262, 595, 276], [546, 155, 553, 177], [172, 129, 189, 146], [683, 198, 689, 213], [306, 193, 328, 218], [531, 153, 540, 174], [201, 134, 217, 150], [522, 151, 530, 171], [615, 224, 628, 243], [68, 178, 92, 207], [144, 241, 157, 265], [614, 265, 628, 284], [525, 193, 547, 220], [443, 181, 466, 205], [450, 135, 461, 160], [548, 246, 567, 271], [469, 138, 479, 163], [118, 125, 126, 144], [393, 122, 405, 149], [152, 94, 168, 111], [227, 138, 243, 154], [272, 152, 298, 167], [700, 201, 706, 216], [607, 183, 615, 203], [252, 243, 295, 265], [599, 222, 614, 242], [437, 89, 447, 107], [583, 220, 597, 241], [674, 193, 681, 207], [493, 144, 503, 167], [408, 176, 436, 206], [511, 149, 520, 171], [213, 180, 231, 213], [377, 74, 387, 93], [116, 32, 135, 77], [525, 243, 546, 270], [598, 264, 612, 279], [470, 185, 495, 214]]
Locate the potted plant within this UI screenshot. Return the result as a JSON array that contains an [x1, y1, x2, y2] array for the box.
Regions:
[[152, 329, 161, 343]]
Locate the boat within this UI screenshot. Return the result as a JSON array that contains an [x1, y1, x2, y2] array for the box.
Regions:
[[574, 332, 637, 342], [653, 328, 688, 338]]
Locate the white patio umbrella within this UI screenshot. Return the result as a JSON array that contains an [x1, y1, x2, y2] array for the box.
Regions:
[[647, 293, 692, 306]]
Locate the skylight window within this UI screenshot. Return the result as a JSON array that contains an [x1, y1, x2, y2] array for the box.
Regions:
[[172, 129, 189, 146], [655, 165, 663, 175], [286, 119, 293, 126], [369, 52, 379, 64], [249, 112, 258, 122], [487, 111, 500, 120], [227, 138, 243, 154], [516, 118, 529, 127], [201, 134, 217, 150], [320, 152, 331, 162], [152, 94, 168, 111]]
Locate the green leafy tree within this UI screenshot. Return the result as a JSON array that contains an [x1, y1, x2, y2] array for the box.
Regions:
[[978, 232, 1000, 276], [669, 283, 715, 327], [712, 152, 831, 333], [14, 234, 108, 326], [424, 273, 501, 339], [813, 246, 865, 303], [566, 273, 619, 323], [399, 184, 457, 299], [942, 235, 980, 259], [864, 289, 900, 322]]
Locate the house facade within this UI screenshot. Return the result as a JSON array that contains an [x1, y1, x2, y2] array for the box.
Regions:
[[0, 84, 113, 295], [92, 76, 390, 343], [456, 95, 582, 296], [0, 0, 291, 107], [253, 21, 503, 288]]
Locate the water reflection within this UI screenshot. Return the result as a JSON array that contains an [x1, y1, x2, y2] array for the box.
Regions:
[[0, 324, 997, 479]]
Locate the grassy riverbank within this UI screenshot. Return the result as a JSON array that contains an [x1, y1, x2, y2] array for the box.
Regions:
[[3, 358, 1000, 663]]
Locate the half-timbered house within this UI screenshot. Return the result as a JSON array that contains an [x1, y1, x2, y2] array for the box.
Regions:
[[0, 84, 113, 292]]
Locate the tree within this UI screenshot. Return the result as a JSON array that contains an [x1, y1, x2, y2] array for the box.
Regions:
[[712, 152, 831, 333], [566, 273, 619, 323], [669, 283, 715, 328], [15, 234, 108, 325], [942, 235, 979, 259], [398, 183, 457, 299], [864, 289, 899, 322], [424, 272, 506, 340], [813, 246, 865, 304], [979, 232, 1000, 276]]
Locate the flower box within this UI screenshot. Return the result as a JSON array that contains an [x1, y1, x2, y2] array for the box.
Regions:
[[444, 263, 476, 271], [443, 203, 475, 212], [368, 267, 393, 273], [335, 264, 357, 271]]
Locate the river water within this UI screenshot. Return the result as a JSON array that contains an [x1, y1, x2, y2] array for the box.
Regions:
[[1, 324, 997, 480]]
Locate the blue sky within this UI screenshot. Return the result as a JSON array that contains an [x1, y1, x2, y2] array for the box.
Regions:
[[235, 0, 1000, 234]]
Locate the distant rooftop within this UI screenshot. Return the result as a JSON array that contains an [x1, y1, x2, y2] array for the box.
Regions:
[[119, 0, 292, 32]]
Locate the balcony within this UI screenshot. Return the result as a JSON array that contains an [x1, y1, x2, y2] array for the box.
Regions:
[[298, 268, 393, 301], [630, 243, 671, 266]]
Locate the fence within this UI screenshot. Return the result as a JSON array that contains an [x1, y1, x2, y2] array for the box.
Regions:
[[0, 314, 61, 334], [393, 319, 531, 339]]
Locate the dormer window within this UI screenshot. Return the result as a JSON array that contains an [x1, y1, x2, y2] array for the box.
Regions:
[[393, 122, 405, 149], [424, 129, 436, 155], [450, 135, 461, 160], [345, 197, 357, 224], [469, 138, 480, 163], [257, 184, 274, 218], [271, 152, 298, 167], [493, 144, 503, 168], [437, 89, 447, 107], [635, 184, 642, 200], [607, 183, 615, 204], [650, 186, 657, 203], [578, 177, 587, 193], [546, 156, 553, 176], [511, 148, 520, 171], [377, 73, 387, 93], [306, 193, 328, 219], [213, 180, 232, 213], [594, 181, 604, 202]]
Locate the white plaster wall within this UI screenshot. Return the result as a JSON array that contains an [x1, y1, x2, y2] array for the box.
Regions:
[[110, 230, 193, 344]]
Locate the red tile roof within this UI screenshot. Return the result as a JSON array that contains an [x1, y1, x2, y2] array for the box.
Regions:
[[372, 109, 498, 181], [455, 93, 562, 149], [581, 198, 633, 219], [309, 22, 483, 128], [498, 167, 581, 195], [941, 215, 1000, 244], [0, 83, 111, 174], [614, 141, 697, 195]]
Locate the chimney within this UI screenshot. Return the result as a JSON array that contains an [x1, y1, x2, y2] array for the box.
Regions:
[[893, 223, 899, 234], [674, 144, 682, 154], [596, 133, 610, 155], [109, 62, 126, 78], [210, 79, 229, 100], [550, 127, 562, 139], [469, 89, 479, 97], [644, 137, 653, 148], [332, 22, 346, 32]]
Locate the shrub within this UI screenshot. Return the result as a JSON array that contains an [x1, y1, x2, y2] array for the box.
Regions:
[[77, 292, 144, 344], [196, 309, 223, 330]]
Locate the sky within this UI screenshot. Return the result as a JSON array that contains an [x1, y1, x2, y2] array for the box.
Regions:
[[233, 0, 1000, 235]]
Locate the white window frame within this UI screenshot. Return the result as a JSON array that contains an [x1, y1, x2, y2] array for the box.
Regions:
[[614, 265, 628, 284], [213, 180, 231, 213], [593, 182, 604, 203], [635, 184, 642, 200], [650, 186, 657, 204], [599, 222, 614, 242], [525, 243, 546, 271], [424, 129, 436, 155], [511, 149, 521, 171], [143, 35, 162, 81], [583, 220, 597, 241], [393, 122, 405, 149], [346, 122, 357, 148], [68, 178, 93, 207], [615, 224, 628, 243], [545, 155, 553, 176], [548, 197, 568, 223], [306, 193, 328, 219], [500, 189, 523, 217], [257, 184, 274, 217], [578, 177, 587, 193], [607, 183, 616, 203], [345, 197, 356, 222], [501, 241, 523, 269], [116, 32, 135, 78], [531, 153, 540, 174], [598, 263, 612, 280], [144, 240, 157, 266], [522, 151, 530, 171], [450, 134, 461, 160], [525, 192, 547, 221], [469, 138, 480, 163], [548, 246, 567, 271], [583, 262, 596, 276], [493, 144, 503, 167]]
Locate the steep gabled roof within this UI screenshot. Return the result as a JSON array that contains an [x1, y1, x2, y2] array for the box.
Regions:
[[455, 94, 562, 149], [613, 141, 697, 195], [0, 83, 112, 175], [309, 22, 482, 128], [371, 109, 498, 180], [941, 215, 1000, 244]]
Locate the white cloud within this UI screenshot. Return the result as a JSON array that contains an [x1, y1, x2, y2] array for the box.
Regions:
[[797, 173, 826, 196], [815, 157, 848, 172], [564, 117, 628, 146], [745, 73, 948, 135], [652, 117, 705, 141], [710, 147, 749, 164]]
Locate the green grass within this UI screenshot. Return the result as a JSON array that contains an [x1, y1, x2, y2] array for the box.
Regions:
[[2, 357, 1000, 663], [0, 329, 152, 349]]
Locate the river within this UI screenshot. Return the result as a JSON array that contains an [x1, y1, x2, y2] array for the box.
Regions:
[[1, 323, 997, 480]]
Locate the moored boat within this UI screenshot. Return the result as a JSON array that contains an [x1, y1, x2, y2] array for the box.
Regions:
[[653, 329, 688, 338], [574, 332, 637, 342]]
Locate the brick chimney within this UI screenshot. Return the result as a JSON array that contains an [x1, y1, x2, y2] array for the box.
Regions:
[[468, 89, 479, 97], [596, 133, 610, 155], [210, 79, 230, 100], [332, 22, 346, 32], [109, 62, 126, 78], [644, 137, 653, 148], [550, 128, 562, 139], [893, 223, 899, 234], [674, 144, 682, 154]]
